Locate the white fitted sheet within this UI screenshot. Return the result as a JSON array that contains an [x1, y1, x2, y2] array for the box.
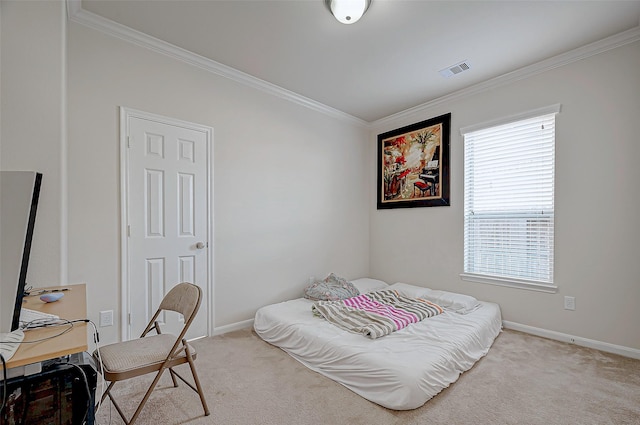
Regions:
[[254, 288, 502, 410]]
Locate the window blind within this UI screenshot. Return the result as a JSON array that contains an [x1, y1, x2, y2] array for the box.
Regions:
[[463, 111, 556, 286]]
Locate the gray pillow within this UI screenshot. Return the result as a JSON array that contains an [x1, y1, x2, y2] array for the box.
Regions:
[[304, 273, 360, 301]]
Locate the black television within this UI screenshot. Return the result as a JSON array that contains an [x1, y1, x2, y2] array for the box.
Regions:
[[0, 171, 42, 333]]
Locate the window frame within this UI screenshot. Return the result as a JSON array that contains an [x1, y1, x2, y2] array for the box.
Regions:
[[459, 104, 561, 293]]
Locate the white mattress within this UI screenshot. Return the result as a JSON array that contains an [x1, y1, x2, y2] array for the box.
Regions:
[[254, 286, 502, 410]]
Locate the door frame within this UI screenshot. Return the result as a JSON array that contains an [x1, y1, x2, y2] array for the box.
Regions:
[[119, 107, 214, 341]]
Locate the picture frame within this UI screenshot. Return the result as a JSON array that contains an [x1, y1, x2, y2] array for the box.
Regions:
[[377, 113, 451, 209]]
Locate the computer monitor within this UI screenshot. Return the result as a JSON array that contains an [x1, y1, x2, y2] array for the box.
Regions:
[[0, 171, 42, 333]]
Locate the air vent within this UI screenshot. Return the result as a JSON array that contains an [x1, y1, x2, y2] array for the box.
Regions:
[[439, 61, 471, 78]]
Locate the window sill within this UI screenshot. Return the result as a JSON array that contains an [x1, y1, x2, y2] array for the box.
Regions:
[[459, 273, 558, 294]]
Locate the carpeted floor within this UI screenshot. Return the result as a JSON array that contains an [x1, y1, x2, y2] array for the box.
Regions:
[[95, 328, 640, 425]]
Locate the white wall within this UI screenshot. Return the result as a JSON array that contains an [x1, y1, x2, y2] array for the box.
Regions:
[[370, 41, 640, 350], [3, 1, 638, 353], [66, 21, 370, 343], [0, 0, 66, 286]]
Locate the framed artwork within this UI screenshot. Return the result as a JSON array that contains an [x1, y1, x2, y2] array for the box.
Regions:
[[377, 113, 451, 209]]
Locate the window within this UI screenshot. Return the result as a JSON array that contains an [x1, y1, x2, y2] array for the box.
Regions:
[[460, 105, 560, 292]]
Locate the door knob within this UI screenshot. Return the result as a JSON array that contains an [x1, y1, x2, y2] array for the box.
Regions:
[[195, 242, 206, 249]]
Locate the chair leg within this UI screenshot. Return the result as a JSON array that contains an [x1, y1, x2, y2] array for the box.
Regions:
[[100, 382, 132, 425], [100, 381, 116, 404], [109, 393, 132, 425], [100, 381, 131, 424], [169, 368, 179, 387], [185, 343, 210, 416], [127, 368, 168, 425]]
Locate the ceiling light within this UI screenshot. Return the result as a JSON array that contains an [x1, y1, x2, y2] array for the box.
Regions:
[[326, 0, 371, 25]]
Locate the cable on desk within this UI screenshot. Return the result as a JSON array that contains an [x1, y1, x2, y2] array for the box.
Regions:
[[17, 320, 75, 344]]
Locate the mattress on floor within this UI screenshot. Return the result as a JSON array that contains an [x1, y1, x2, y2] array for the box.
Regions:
[[254, 283, 502, 410]]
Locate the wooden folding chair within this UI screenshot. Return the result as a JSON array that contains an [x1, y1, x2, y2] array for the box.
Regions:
[[95, 282, 210, 424]]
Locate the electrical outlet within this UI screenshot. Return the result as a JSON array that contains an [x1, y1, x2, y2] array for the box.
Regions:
[[308, 276, 315, 284], [564, 296, 576, 311], [99, 310, 114, 327]]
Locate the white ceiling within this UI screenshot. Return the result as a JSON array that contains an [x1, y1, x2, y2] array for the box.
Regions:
[[80, 0, 640, 122]]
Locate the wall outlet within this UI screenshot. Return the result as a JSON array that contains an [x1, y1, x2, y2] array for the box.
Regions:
[[99, 310, 114, 327], [564, 296, 576, 311], [308, 276, 315, 284]]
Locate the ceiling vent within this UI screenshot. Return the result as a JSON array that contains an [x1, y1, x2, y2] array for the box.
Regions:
[[439, 61, 471, 78]]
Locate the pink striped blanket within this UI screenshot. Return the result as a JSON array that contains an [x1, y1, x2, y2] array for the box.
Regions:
[[311, 289, 444, 339]]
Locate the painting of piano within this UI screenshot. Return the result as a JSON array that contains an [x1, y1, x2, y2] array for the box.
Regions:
[[377, 113, 450, 209]]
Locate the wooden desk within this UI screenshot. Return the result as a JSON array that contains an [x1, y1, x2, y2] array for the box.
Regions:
[[2, 283, 88, 370]]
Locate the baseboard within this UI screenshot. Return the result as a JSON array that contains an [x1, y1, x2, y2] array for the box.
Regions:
[[502, 321, 640, 360], [212, 319, 254, 336]]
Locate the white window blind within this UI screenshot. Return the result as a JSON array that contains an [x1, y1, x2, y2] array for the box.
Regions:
[[462, 106, 558, 291]]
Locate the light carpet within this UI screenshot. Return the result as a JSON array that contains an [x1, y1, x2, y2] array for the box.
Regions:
[[95, 328, 640, 425]]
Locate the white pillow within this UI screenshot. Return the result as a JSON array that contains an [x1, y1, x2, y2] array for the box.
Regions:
[[421, 288, 480, 314], [388, 282, 481, 314], [350, 278, 389, 293], [386, 282, 430, 299]]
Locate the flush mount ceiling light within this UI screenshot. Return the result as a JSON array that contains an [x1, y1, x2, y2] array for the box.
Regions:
[[326, 0, 371, 25]]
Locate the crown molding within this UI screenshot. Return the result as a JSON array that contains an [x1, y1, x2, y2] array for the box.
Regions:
[[66, 0, 368, 128], [67, 1, 638, 130], [372, 24, 640, 129]]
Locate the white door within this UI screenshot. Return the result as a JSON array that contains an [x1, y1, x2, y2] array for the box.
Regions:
[[121, 108, 212, 341]]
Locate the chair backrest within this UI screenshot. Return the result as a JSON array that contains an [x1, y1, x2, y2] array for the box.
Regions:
[[159, 282, 202, 324]]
